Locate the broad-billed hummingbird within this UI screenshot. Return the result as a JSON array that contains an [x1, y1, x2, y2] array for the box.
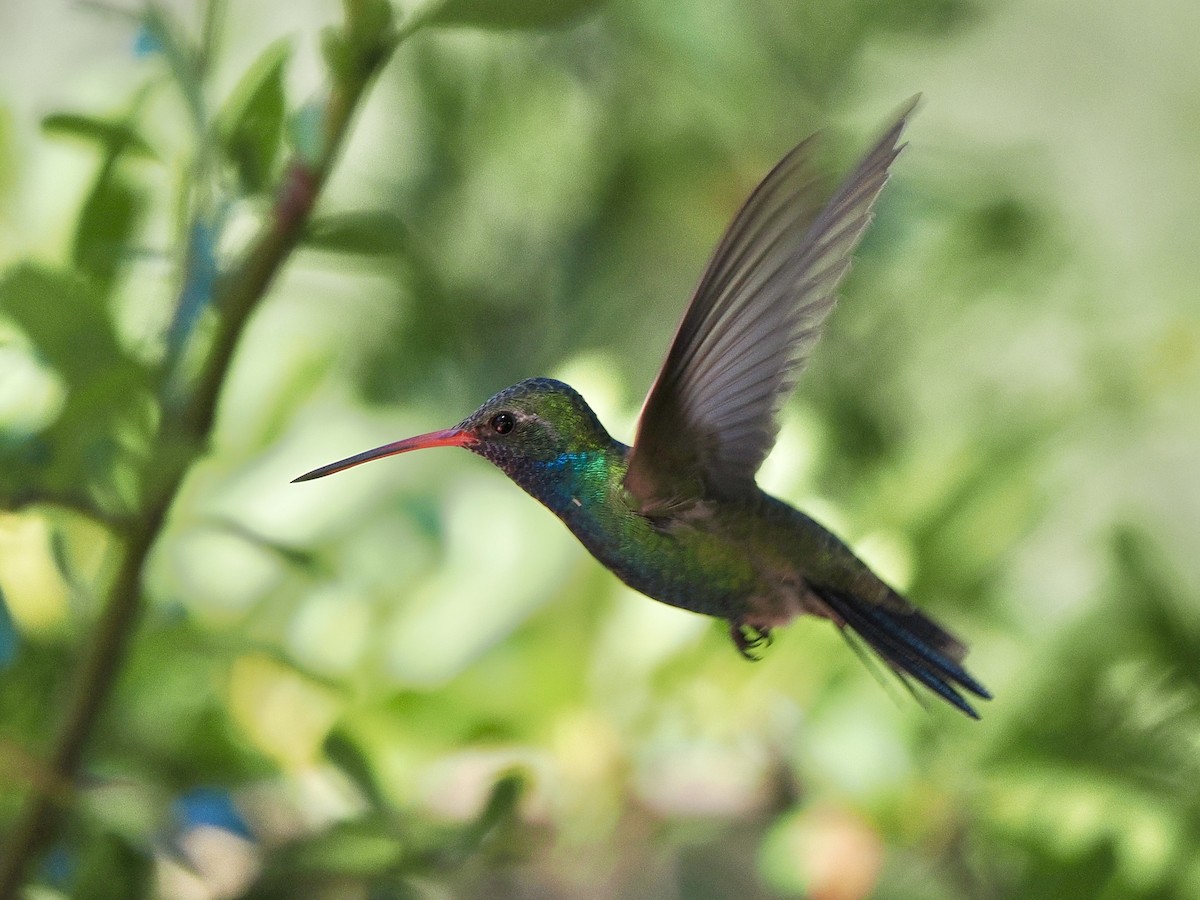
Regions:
[[296, 99, 991, 717]]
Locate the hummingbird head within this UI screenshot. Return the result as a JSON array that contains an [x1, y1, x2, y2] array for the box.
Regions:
[[292, 377, 616, 484], [458, 377, 612, 470]]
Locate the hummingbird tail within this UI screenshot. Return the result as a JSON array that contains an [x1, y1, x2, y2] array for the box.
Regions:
[[815, 587, 991, 718]]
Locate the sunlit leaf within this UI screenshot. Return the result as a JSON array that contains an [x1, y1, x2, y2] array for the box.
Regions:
[[217, 40, 290, 195]]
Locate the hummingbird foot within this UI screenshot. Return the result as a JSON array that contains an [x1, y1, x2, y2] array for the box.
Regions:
[[729, 622, 773, 661]]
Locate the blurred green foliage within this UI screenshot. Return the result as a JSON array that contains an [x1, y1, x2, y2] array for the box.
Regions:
[[1, 0, 1199, 897]]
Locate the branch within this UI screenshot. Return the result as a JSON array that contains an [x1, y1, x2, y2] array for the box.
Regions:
[[0, 3, 402, 893]]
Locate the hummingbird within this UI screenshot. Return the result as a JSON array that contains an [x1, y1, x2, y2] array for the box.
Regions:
[[295, 99, 991, 718]]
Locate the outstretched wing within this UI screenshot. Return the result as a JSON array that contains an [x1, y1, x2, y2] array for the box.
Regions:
[[624, 99, 916, 514]]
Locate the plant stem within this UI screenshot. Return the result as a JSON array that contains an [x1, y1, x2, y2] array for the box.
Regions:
[[0, 5, 401, 894]]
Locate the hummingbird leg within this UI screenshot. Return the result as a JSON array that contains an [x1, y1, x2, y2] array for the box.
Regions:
[[729, 622, 773, 661]]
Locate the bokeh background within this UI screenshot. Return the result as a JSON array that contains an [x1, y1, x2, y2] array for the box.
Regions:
[[1, 0, 1199, 897]]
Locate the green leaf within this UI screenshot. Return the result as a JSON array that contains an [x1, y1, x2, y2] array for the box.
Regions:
[[289, 820, 405, 875], [217, 40, 290, 195], [71, 831, 153, 900], [43, 111, 153, 291], [41, 113, 155, 159], [0, 266, 130, 385], [474, 770, 525, 834], [324, 0, 397, 83], [34, 369, 154, 510], [304, 210, 410, 257], [73, 164, 148, 290], [453, 769, 526, 858], [319, 26, 353, 86], [347, 0, 397, 44], [0, 265, 153, 506], [324, 728, 384, 807], [425, 0, 607, 30]]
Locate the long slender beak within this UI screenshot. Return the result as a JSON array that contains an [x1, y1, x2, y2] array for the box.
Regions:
[[292, 427, 472, 483]]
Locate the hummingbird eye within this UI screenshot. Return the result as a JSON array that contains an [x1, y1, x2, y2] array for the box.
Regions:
[[490, 412, 515, 435]]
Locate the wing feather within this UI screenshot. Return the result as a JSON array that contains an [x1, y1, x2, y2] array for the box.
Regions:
[[625, 99, 917, 513]]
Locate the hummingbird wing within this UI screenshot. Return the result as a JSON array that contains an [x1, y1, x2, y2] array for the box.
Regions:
[[625, 100, 915, 514]]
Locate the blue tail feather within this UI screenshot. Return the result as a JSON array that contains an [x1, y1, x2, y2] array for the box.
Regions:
[[816, 586, 990, 719]]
